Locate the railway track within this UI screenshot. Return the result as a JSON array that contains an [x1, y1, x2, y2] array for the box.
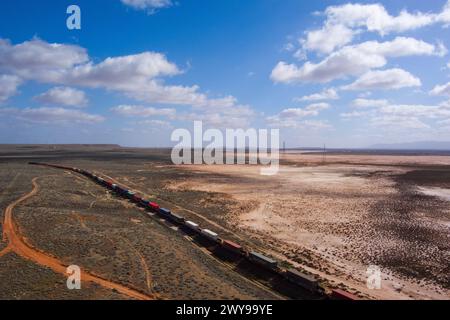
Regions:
[[88, 178, 286, 299], [29, 163, 359, 300]]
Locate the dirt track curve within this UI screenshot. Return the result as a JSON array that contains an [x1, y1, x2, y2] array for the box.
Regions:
[[1, 176, 157, 300]]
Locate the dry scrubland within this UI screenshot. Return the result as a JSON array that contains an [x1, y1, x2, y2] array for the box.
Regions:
[[0, 147, 280, 300], [0, 145, 449, 300]]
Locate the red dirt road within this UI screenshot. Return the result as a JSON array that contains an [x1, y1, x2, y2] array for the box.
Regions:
[[1, 177, 157, 300]]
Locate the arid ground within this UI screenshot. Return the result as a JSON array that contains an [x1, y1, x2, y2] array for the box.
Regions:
[[172, 153, 450, 300], [0, 145, 449, 300]]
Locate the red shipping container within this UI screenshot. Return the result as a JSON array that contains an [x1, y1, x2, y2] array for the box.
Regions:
[[148, 202, 160, 211]]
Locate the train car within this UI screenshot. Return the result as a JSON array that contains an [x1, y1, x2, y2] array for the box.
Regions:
[[284, 268, 319, 292], [105, 181, 113, 188], [168, 213, 185, 224], [330, 289, 359, 301], [132, 194, 142, 203], [116, 187, 127, 194], [159, 208, 171, 216], [200, 229, 219, 242], [125, 191, 135, 199], [185, 220, 200, 232], [141, 199, 150, 206], [148, 202, 160, 212], [221, 239, 243, 254], [248, 251, 278, 269]]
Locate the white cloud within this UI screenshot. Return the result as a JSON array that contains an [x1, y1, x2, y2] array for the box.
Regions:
[[65, 52, 181, 90], [352, 98, 389, 108], [0, 75, 21, 103], [280, 103, 330, 118], [0, 107, 104, 124], [277, 108, 317, 119], [305, 102, 330, 112], [35, 87, 88, 107], [271, 37, 441, 84], [438, 1, 450, 25], [266, 103, 330, 128], [297, 1, 450, 56], [0, 38, 242, 110], [295, 88, 339, 102], [111, 105, 176, 118], [342, 68, 421, 91], [430, 82, 450, 96], [341, 110, 372, 119], [0, 38, 88, 82], [324, 3, 439, 35], [121, 0, 173, 12], [440, 100, 450, 109], [302, 24, 355, 54]]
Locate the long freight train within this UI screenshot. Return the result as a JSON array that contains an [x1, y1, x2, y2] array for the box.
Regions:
[[28, 162, 360, 301]]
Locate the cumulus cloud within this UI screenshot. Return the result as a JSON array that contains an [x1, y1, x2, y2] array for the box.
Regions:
[[324, 3, 441, 35], [0, 75, 21, 103], [121, 0, 173, 13], [342, 68, 421, 91], [64, 52, 181, 90], [299, 1, 450, 55], [295, 88, 339, 102], [430, 82, 450, 96], [35, 87, 88, 107], [301, 24, 355, 55], [0, 107, 104, 124], [271, 37, 442, 84], [0, 38, 88, 82], [0, 38, 242, 110]]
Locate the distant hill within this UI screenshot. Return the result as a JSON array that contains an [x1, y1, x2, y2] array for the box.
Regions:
[[370, 141, 450, 150]]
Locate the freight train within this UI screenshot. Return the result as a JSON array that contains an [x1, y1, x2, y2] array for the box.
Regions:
[[28, 162, 360, 300]]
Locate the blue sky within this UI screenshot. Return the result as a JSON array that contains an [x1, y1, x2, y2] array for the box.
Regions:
[[1, 0, 450, 147]]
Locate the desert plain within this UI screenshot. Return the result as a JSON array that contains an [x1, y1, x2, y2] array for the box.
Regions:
[[0, 145, 448, 300]]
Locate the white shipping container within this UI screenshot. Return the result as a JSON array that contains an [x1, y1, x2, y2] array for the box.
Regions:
[[185, 221, 199, 231], [201, 229, 218, 241]]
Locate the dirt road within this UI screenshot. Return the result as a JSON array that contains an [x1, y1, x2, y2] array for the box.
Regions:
[[1, 177, 157, 300]]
